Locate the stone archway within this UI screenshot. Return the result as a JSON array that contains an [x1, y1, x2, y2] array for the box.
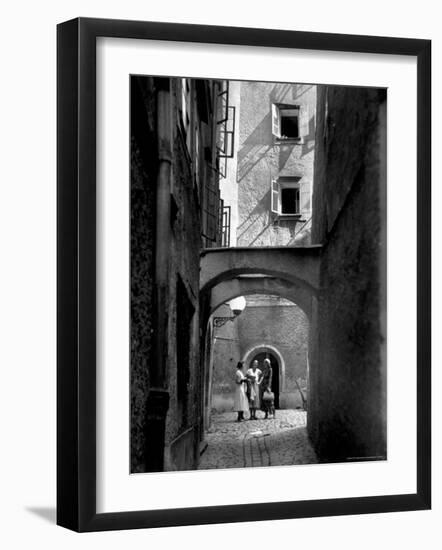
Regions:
[[209, 275, 312, 320], [200, 246, 319, 423], [200, 246, 321, 296]]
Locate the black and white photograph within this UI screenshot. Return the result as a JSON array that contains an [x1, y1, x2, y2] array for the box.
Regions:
[[0, 0, 436, 543], [130, 76, 387, 473]]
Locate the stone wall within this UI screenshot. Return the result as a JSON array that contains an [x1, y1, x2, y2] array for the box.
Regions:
[[130, 77, 220, 472], [130, 77, 157, 473], [162, 80, 206, 471], [163, 140, 201, 470], [309, 85, 387, 462]]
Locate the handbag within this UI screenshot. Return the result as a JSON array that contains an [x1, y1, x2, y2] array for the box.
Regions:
[[262, 389, 274, 401]]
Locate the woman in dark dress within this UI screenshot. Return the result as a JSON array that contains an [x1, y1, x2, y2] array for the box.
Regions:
[[260, 358, 275, 418]]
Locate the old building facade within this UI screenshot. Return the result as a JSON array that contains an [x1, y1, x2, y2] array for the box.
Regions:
[[130, 76, 228, 473], [221, 80, 316, 247]]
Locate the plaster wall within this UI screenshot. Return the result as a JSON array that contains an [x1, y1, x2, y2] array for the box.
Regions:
[[309, 85, 387, 462], [236, 81, 316, 246]]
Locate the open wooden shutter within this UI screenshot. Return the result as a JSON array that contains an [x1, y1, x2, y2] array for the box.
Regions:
[[271, 104, 280, 137], [299, 105, 310, 138], [271, 179, 279, 213]]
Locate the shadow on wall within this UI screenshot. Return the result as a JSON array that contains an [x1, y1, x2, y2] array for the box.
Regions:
[[238, 112, 272, 153], [269, 83, 292, 103], [247, 219, 275, 246], [238, 97, 315, 183], [238, 144, 273, 182], [268, 83, 314, 104], [301, 115, 316, 157], [237, 83, 316, 182], [237, 109, 272, 182], [278, 143, 293, 172], [291, 84, 314, 102], [237, 189, 273, 245]]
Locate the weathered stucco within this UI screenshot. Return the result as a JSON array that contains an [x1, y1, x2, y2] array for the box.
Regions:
[[236, 82, 316, 246], [309, 85, 387, 462]]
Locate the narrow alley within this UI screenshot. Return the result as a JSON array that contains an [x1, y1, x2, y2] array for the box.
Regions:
[[198, 410, 317, 470], [129, 76, 387, 474]]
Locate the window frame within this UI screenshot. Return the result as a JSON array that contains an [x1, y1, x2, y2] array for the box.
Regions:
[[280, 184, 301, 216], [271, 177, 302, 218], [271, 103, 308, 143]]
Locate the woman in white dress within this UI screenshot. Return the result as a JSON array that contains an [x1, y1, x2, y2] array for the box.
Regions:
[[246, 360, 263, 420], [233, 362, 249, 422]]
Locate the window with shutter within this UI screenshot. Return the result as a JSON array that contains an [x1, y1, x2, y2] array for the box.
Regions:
[[272, 104, 303, 140], [271, 178, 302, 216]]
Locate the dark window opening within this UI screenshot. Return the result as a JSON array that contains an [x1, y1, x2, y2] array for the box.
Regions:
[[280, 187, 300, 214], [176, 276, 195, 427], [280, 110, 299, 139]]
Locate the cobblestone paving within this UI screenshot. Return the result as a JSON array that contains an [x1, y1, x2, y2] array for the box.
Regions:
[[198, 409, 318, 470]]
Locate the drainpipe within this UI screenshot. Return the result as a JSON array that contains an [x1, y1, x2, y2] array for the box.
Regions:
[[145, 78, 172, 471]]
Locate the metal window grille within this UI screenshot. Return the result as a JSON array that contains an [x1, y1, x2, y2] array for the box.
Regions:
[[216, 200, 231, 247], [221, 205, 231, 247], [216, 81, 236, 178]]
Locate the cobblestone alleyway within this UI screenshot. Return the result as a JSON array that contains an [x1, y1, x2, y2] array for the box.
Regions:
[[198, 410, 317, 470]]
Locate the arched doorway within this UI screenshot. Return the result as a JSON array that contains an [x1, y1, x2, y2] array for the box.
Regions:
[[242, 344, 286, 410], [250, 351, 280, 409], [200, 269, 315, 420], [207, 296, 309, 416]]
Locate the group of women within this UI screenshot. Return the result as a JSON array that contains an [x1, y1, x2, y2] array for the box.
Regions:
[[233, 359, 275, 422]]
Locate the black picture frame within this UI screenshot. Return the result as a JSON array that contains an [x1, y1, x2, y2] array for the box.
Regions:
[[57, 17, 431, 532]]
